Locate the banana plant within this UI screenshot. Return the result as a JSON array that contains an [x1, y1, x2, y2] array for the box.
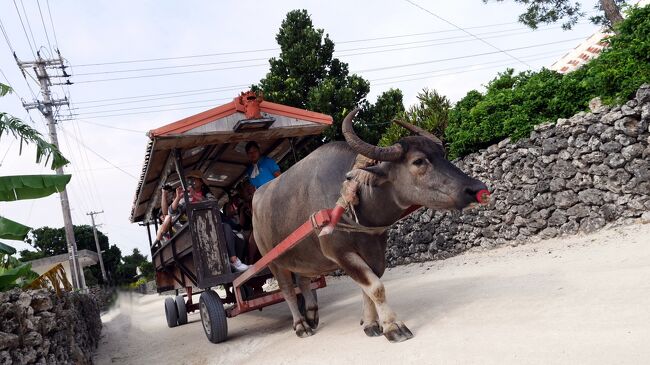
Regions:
[[0, 83, 71, 291]]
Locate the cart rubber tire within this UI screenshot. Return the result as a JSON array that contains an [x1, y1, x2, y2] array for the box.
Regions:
[[199, 290, 228, 343], [297, 289, 318, 317], [175, 295, 188, 325], [164, 297, 178, 328]]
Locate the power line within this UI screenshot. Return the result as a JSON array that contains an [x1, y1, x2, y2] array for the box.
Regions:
[[73, 62, 268, 84], [18, 0, 39, 58], [58, 125, 137, 179], [71, 24, 569, 83], [72, 35, 581, 85], [0, 17, 16, 53], [64, 48, 567, 121], [73, 83, 251, 105], [73, 119, 147, 134], [71, 24, 559, 77], [72, 119, 105, 210], [45, 0, 59, 49], [370, 52, 566, 87], [70, 20, 526, 68], [36, 0, 53, 53], [356, 37, 584, 73], [66, 103, 222, 120], [74, 51, 560, 116], [369, 48, 566, 83], [404, 0, 532, 68], [73, 96, 233, 114], [12, 0, 36, 58]]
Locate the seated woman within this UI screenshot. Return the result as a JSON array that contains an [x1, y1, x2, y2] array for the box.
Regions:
[[167, 170, 249, 272], [155, 186, 174, 242]]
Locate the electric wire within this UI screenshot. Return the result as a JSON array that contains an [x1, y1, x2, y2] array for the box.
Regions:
[[70, 20, 526, 68], [18, 0, 39, 58], [73, 84, 251, 105], [404, 0, 532, 68], [58, 126, 137, 179], [71, 23, 567, 77], [356, 37, 584, 73], [45, 0, 59, 49], [36, 0, 53, 54]]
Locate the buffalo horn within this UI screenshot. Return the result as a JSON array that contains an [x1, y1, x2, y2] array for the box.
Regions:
[[392, 119, 443, 148], [342, 108, 404, 161]]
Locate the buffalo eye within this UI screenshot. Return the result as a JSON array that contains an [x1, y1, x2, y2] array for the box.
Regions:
[[412, 158, 425, 166]]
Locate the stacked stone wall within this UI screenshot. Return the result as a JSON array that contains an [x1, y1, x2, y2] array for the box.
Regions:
[[386, 85, 650, 266], [0, 289, 101, 365]]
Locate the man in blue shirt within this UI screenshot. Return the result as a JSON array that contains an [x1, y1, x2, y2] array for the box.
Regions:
[[245, 141, 281, 189]]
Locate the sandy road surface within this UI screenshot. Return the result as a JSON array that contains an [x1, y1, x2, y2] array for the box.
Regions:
[[95, 223, 650, 365]]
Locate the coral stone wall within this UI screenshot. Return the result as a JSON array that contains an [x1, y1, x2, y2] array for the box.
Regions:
[[386, 85, 650, 266], [0, 289, 101, 365]]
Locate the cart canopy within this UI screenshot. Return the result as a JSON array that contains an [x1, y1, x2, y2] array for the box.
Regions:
[[130, 91, 333, 223]]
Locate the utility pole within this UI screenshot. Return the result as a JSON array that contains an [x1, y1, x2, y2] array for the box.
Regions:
[[17, 50, 83, 290], [87, 210, 107, 282]]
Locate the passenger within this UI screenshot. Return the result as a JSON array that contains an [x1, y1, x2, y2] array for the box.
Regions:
[[168, 170, 249, 272], [244, 141, 281, 189], [155, 186, 174, 242]]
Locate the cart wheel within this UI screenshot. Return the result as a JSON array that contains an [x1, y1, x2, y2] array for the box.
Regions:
[[199, 290, 228, 343], [297, 289, 318, 317], [175, 295, 188, 325], [164, 297, 178, 328]]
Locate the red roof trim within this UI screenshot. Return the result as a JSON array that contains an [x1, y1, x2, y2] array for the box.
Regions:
[[148, 92, 333, 137]]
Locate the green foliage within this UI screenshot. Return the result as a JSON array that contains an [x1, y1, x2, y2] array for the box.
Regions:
[[255, 10, 371, 143], [444, 5, 650, 159], [379, 89, 450, 147], [0, 84, 69, 170], [568, 5, 650, 104], [483, 0, 626, 30], [115, 248, 150, 284], [128, 277, 148, 289], [0, 242, 38, 291], [0, 84, 70, 291], [138, 260, 155, 281], [23, 225, 126, 285], [356, 89, 406, 145], [0, 216, 31, 241], [0, 175, 72, 202]]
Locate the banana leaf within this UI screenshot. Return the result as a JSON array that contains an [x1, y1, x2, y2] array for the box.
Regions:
[[0, 241, 16, 255], [0, 216, 31, 241], [0, 262, 35, 291], [0, 174, 71, 202]]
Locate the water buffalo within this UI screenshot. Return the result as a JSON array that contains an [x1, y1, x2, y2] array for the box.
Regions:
[[252, 109, 487, 342]]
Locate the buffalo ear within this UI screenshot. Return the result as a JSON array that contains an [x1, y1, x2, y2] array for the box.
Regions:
[[346, 164, 389, 186]]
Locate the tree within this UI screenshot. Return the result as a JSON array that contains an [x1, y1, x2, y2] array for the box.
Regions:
[[0, 83, 70, 291], [23, 225, 121, 284], [115, 248, 150, 284], [356, 89, 406, 146], [255, 9, 371, 143], [379, 88, 450, 147], [483, 0, 626, 31]]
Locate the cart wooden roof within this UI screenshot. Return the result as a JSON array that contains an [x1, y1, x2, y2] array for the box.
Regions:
[[130, 91, 333, 223]]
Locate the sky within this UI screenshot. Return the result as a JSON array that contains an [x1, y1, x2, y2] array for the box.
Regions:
[[0, 0, 603, 258]]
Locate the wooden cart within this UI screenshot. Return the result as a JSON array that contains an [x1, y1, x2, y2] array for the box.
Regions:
[[130, 91, 337, 343]]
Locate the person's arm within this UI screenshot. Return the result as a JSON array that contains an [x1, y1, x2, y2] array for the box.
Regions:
[[160, 189, 169, 217], [169, 186, 184, 214], [266, 156, 281, 178]]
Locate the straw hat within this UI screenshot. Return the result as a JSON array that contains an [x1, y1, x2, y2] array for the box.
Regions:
[[185, 170, 207, 185]]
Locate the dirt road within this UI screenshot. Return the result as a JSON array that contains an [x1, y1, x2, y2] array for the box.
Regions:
[[95, 223, 650, 365]]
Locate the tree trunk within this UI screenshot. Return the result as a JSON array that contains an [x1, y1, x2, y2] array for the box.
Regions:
[[600, 0, 624, 28]]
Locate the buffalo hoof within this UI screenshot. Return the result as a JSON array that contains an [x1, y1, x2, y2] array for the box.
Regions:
[[383, 322, 414, 343], [306, 307, 319, 330], [294, 321, 314, 338], [363, 321, 383, 337]]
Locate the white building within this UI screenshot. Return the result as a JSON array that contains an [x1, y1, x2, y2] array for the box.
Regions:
[[550, 0, 649, 73]]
